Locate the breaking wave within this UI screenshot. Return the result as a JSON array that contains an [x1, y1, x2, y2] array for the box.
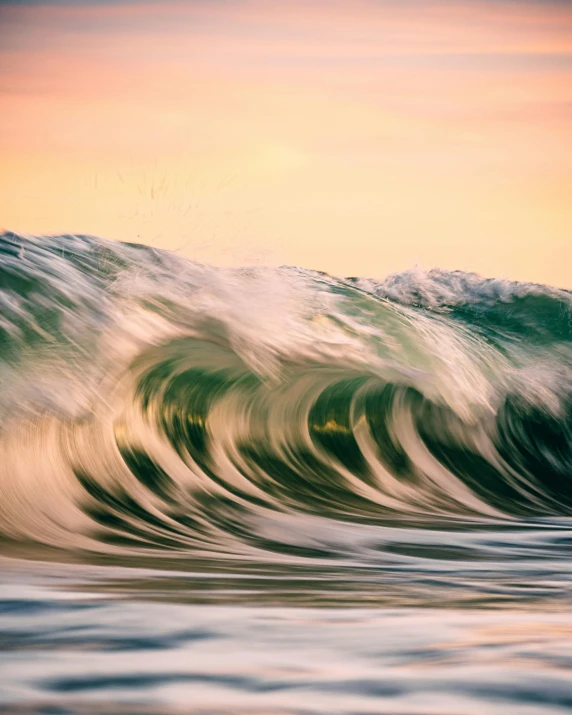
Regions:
[[1, 232, 571, 559]]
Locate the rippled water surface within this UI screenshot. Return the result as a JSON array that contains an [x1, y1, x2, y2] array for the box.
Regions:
[[2, 520, 572, 715]]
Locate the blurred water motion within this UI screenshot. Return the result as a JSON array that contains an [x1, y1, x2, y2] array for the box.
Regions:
[[1, 233, 571, 713], [2, 553, 572, 715]]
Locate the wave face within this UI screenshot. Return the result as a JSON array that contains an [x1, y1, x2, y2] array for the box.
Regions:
[[1, 231, 571, 560]]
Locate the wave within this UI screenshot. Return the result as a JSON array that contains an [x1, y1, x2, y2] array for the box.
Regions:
[[0, 231, 571, 559]]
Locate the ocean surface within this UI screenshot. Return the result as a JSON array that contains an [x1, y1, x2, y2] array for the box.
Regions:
[[1, 231, 571, 714]]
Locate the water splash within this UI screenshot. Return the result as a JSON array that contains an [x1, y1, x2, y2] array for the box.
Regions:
[[1, 231, 571, 560]]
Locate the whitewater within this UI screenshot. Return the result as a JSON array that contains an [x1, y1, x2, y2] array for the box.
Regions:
[[1, 231, 572, 715]]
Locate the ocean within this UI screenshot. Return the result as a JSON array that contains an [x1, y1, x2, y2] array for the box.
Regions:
[[1, 231, 571, 714]]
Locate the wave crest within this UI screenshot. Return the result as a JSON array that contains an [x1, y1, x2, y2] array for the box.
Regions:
[[1, 232, 571, 558]]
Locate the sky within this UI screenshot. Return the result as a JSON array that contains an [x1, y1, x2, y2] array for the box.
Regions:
[[0, 0, 571, 285]]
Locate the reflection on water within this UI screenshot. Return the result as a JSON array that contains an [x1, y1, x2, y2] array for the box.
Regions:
[[2, 519, 572, 715]]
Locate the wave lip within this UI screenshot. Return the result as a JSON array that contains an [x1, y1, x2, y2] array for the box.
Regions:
[[0, 232, 571, 558]]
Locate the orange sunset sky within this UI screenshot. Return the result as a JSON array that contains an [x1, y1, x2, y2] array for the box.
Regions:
[[0, 0, 571, 286]]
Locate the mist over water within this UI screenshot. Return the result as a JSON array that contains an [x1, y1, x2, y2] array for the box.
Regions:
[[1, 231, 571, 714]]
